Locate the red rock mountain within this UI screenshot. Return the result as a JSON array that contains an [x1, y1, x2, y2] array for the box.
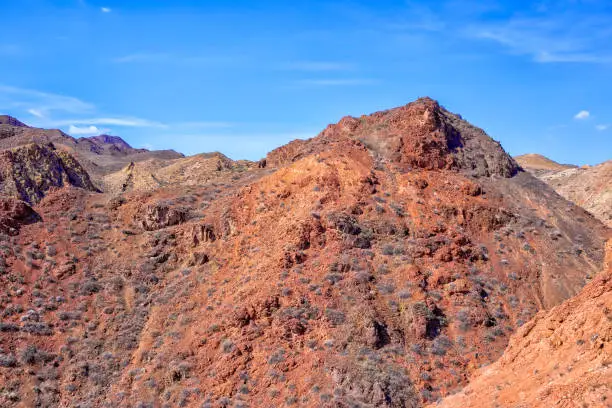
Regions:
[[0, 98, 609, 408]]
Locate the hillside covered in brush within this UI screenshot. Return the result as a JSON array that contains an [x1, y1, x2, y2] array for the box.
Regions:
[[0, 98, 609, 408]]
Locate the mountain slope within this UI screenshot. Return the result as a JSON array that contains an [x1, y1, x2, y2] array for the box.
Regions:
[[540, 160, 612, 228], [517, 153, 612, 228], [0, 98, 608, 408], [431, 240, 612, 408], [515, 153, 576, 175]]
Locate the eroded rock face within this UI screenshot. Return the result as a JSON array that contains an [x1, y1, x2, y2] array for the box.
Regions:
[[0, 143, 97, 204], [138, 202, 190, 231], [0, 197, 40, 235]]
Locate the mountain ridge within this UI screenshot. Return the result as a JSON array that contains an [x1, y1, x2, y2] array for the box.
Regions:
[[0, 98, 608, 407]]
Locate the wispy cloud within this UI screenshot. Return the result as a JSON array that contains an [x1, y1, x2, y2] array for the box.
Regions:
[[101, 7, 111, 13], [68, 125, 109, 135], [0, 84, 166, 135], [27, 108, 45, 118], [111, 53, 240, 66], [595, 124, 609, 131], [574, 110, 590, 120], [465, 13, 612, 64], [0, 84, 94, 117]]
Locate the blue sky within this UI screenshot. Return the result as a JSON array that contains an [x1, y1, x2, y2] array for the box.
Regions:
[[0, 0, 610, 164]]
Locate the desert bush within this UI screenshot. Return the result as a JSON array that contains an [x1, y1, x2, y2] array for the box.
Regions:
[[268, 348, 286, 364], [221, 339, 235, 353], [431, 335, 453, 356], [325, 308, 346, 326], [0, 352, 17, 367]]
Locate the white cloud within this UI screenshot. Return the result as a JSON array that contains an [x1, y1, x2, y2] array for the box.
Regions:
[[101, 7, 111, 13], [68, 125, 108, 135], [0, 84, 167, 135], [27, 108, 45, 118], [0, 84, 94, 116], [461, 8, 612, 64], [574, 110, 590, 120], [595, 124, 609, 131]]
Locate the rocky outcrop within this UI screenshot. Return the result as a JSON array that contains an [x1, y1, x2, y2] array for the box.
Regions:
[[137, 202, 190, 231], [0, 143, 98, 204], [0, 197, 40, 235]]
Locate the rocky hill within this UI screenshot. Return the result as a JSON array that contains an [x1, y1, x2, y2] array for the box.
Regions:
[[0, 115, 28, 127], [0, 118, 183, 187], [101, 152, 260, 195], [515, 153, 576, 176], [0, 143, 97, 204], [0, 98, 609, 407], [539, 161, 612, 228], [517, 154, 611, 228]]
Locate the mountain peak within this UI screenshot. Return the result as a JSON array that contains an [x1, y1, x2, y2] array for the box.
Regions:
[[0, 115, 28, 127], [85, 134, 133, 149], [266, 97, 520, 178]]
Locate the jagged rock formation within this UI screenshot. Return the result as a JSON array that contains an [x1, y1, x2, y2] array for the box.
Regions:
[[0, 143, 97, 204], [0, 98, 608, 408], [432, 240, 612, 408]]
